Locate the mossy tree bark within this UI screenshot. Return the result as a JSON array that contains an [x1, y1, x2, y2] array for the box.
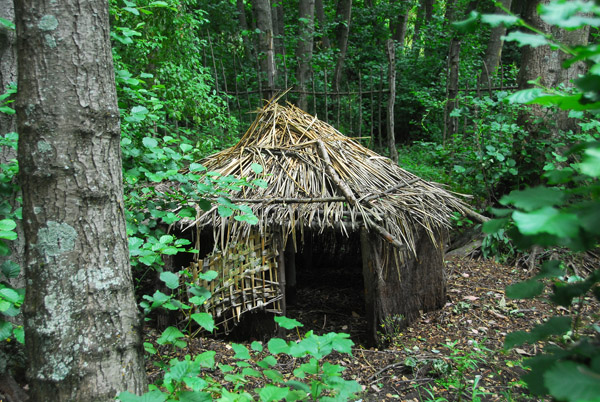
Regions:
[[14, 0, 147, 400]]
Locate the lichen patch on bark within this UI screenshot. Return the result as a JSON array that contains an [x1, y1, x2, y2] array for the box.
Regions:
[[38, 15, 58, 31], [36, 221, 77, 257]]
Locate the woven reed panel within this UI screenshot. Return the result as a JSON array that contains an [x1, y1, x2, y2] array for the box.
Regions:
[[189, 230, 282, 334]]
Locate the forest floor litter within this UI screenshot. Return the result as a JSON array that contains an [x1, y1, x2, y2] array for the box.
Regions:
[[145, 255, 598, 401]]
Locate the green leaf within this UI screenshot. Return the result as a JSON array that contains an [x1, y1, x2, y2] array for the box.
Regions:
[[251, 341, 263, 352], [217, 205, 233, 217], [195, 350, 216, 368], [117, 391, 168, 402], [257, 355, 277, 369], [13, 326, 24, 344], [534, 316, 572, 339], [513, 207, 580, 237], [544, 361, 600, 402], [189, 163, 206, 172], [506, 88, 546, 104], [540, 2, 600, 29], [579, 146, 600, 177], [157, 326, 185, 345], [0, 219, 16, 232], [0, 320, 12, 340], [267, 338, 290, 355], [178, 391, 212, 402], [180, 143, 193, 153], [263, 369, 284, 383], [502, 31, 550, 47], [0, 17, 16, 30], [0, 241, 10, 257], [500, 187, 565, 211], [274, 315, 303, 330], [231, 343, 251, 360], [142, 137, 158, 149], [198, 270, 218, 281], [481, 13, 519, 27], [0, 287, 20, 304], [251, 163, 264, 174], [242, 367, 262, 378], [191, 313, 215, 332], [535, 260, 563, 279], [505, 279, 544, 299], [159, 271, 179, 289], [551, 280, 594, 307], [256, 385, 290, 402], [482, 218, 509, 234], [1, 260, 20, 278], [451, 10, 480, 33]]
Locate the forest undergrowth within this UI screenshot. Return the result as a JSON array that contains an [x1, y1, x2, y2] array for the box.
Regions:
[[142, 254, 598, 402]]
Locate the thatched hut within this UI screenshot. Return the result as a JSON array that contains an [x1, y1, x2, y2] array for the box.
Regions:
[[166, 101, 466, 344]]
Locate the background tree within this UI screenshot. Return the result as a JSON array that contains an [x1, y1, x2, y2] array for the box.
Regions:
[[478, 0, 512, 91], [253, 0, 277, 100], [296, 0, 315, 111], [14, 0, 147, 399], [332, 0, 352, 92]]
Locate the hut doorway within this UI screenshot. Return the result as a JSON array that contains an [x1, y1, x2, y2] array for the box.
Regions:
[[285, 229, 369, 344]]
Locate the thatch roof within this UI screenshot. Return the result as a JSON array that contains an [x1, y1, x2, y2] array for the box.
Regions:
[[179, 101, 467, 256]]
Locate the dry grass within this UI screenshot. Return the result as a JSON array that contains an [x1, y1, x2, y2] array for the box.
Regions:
[[180, 99, 468, 256]]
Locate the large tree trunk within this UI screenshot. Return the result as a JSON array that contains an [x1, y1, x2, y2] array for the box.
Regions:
[[296, 0, 315, 111], [332, 0, 352, 92], [516, 0, 589, 180], [253, 0, 277, 100], [14, 0, 147, 400], [478, 0, 512, 91]]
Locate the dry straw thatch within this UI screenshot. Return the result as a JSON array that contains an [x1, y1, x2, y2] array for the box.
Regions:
[[181, 100, 467, 256]]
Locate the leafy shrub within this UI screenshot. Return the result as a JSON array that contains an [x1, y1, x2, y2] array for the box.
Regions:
[[119, 270, 362, 402], [469, 2, 600, 401]]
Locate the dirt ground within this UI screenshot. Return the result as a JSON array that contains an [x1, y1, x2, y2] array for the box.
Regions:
[[145, 255, 599, 401]]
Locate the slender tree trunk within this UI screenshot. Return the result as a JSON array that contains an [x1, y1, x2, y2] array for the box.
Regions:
[[236, 0, 253, 61], [253, 0, 277, 100], [271, 0, 285, 56], [332, 0, 352, 92], [296, 0, 315, 111], [444, 37, 461, 140], [420, 0, 435, 59], [14, 0, 147, 399], [386, 40, 398, 163], [478, 0, 512, 91], [315, 0, 330, 49]]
